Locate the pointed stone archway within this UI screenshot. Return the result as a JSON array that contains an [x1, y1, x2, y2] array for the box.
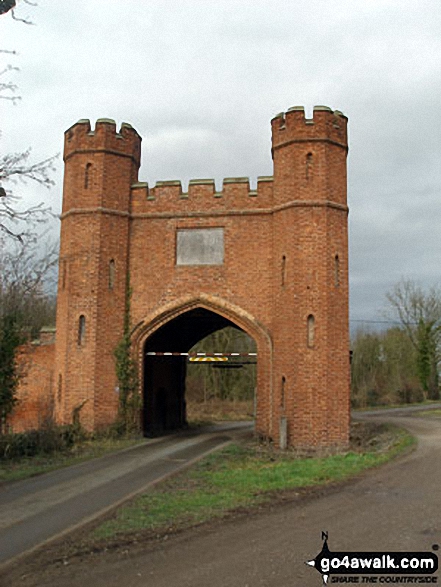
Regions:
[[53, 108, 350, 450], [131, 295, 273, 438]]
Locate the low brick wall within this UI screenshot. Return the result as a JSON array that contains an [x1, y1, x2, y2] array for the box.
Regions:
[[9, 331, 56, 433]]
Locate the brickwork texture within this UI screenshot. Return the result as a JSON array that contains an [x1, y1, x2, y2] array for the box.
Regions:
[[14, 106, 350, 450]]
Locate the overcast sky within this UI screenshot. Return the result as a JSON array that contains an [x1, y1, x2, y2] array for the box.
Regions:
[[1, 0, 441, 328]]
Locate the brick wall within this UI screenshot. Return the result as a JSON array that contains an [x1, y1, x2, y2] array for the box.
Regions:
[[10, 331, 55, 432], [16, 106, 350, 451]]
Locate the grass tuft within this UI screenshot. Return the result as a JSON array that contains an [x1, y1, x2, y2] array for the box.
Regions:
[[414, 409, 441, 417], [91, 424, 414, 542]]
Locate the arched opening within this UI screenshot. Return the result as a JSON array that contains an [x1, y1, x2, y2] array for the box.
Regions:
[[142, 307, 257, 436], [84, 162, 93, 189], [186, 326, 256, 421]]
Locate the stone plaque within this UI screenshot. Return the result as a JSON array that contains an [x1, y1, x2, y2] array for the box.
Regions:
[[176, 228, 224, 265]]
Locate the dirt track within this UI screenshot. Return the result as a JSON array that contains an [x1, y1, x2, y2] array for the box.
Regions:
[[3, 412, 441, 586]]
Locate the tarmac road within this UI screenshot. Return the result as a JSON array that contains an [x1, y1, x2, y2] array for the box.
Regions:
[[0, 422, 250, 566], [1, 409, 441, 586], [6, 408, 439, 587]]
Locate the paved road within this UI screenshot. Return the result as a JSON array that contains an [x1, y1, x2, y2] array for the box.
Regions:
[[9, 408, 439, 587], [0, 423, 250, 565]]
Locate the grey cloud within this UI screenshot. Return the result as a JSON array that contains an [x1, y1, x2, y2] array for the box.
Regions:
[[1, 0, 440, 331]]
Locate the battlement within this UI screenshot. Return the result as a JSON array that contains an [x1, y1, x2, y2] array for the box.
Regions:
[[45, 106, 350, 449], [64, 118, 141, 166], [62, 106, 346, 217], [271, 105, 348, 151], [130, 176, 274, 214]]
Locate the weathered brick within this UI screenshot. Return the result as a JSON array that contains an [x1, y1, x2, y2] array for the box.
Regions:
[[14, 107, 350, 450]]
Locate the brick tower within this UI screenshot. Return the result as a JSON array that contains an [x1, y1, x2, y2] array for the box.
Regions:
[[54, 119, 141, 429], [50, 106, 350, 451], [271, 106, 349, 449]]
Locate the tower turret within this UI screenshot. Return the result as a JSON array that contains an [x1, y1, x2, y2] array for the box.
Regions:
[[50, 108, 349, 451], [55, 119, 141, 429], [271, 105, 348, 206], [270, 105, 350, 450]]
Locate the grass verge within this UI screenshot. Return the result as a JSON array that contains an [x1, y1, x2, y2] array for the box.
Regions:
[[0, 437, 143, 483], [89, 422, 414, 545], [413, 409, 441, 417], [354, 399, 440, 412]]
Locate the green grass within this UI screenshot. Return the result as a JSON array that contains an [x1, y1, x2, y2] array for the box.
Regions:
[[92, 426, 414, 542], [0, 437, 143, 483], [414, 408, 441, 417]]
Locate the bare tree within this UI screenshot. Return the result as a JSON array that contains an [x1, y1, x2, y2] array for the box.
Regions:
[[0, 240, 57, 433], [186, 327, 256, 403], [0, 0, 58, 243], [351, 326, 421, 408], [0, 0, 36, 24], [386, 279, 441, 400], [0, 240, 57, 335], [0, 1, 18, 17], [0, 151, 57, 242], [0, 1, 59, 432]]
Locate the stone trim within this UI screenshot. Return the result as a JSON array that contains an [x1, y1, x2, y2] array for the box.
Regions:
[[60, 207, 130, 220], [61, 200, 348, 222], [64, 148, 139, 165], [272, 137, 348, 152], [130, 200, 348, 220]]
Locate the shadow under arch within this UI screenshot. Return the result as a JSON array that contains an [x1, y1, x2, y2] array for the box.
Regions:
[[132, 295, 273, 437]]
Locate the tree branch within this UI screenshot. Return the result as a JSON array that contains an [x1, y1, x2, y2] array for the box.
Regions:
[[11, 7, 34, 25], [0, 1, 16, 17], [0, 0, 36, 25], [0, 149, 59, 242]]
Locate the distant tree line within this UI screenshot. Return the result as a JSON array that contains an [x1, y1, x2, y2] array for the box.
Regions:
[[186, 327, 256, 403], [351, 280, 441, 408], [0, 0, 58, 433], [188, 279, 441, 410], [0, 243, 57, 433]]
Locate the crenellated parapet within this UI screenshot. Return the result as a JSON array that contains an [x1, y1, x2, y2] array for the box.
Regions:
[[271, 105, 348, 153], [130, 176, 274, 215], [64, 118, 141, 167], [48, 104, 350, 449], [61, 108, 347, 217]]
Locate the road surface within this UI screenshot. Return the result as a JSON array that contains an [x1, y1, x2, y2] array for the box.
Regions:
[[1, 410, 441, 586], [0, 423, 250, 566]]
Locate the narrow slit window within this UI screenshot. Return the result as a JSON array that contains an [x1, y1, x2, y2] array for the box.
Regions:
[[281, 376, 286, 408], [84, 163, 93, 189], [334, 254, 340, 287], [57, 374, 62, 403], [307, 314, 315, 348], [281, 255, 286, 287], [109, 259, 116, 290], [78, 315, 86, 346], [62, 260, 67, 290], [305, 153, 314, 181]]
